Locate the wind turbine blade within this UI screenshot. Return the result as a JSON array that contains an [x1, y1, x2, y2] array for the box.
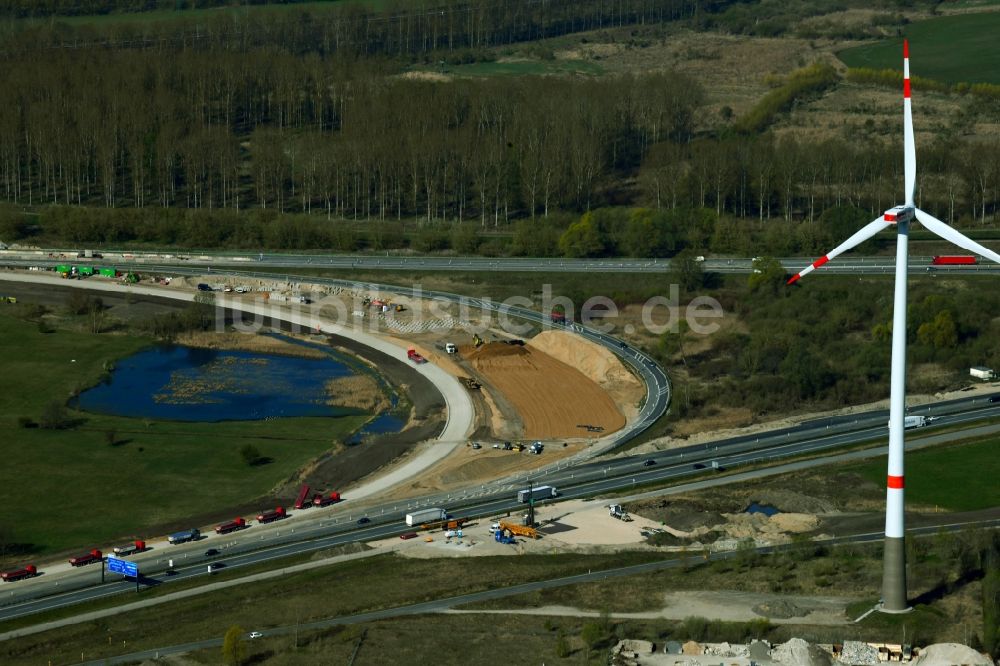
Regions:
[[787, 217, 891, 284], [903, 39, 916, 206], [914, 208, 1000, 264]]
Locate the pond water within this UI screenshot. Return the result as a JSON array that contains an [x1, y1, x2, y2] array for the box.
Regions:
[[744, 502, 781, 517], [77, 345, 363, 422]]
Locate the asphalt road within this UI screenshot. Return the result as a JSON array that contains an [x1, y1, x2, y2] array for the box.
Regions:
[[6, 248, 1000, 275], [79, 515, 1000, 666]]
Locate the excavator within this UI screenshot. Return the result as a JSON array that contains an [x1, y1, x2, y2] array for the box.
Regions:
[[472, 333, 484, 348]]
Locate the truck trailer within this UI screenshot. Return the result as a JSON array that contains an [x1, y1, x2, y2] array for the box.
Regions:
[[256, 507, 287, 524], [405, 508, 446, 526], [293, 484, 312, 510], [113, 540, 147, 556], [68, 549, 103, 567], [168, 529, 201, 545], [215, 517, 248, 535], [1, 565, 38, 582], [889, 415, 928, 429], [313, 491, 342, 507], [517, 485, 558, 503]]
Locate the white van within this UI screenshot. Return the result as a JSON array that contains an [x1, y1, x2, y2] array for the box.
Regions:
[[445, 343, 457, 354]]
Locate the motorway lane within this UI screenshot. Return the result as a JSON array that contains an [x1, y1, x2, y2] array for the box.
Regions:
[[79, 516, 1000, 666]]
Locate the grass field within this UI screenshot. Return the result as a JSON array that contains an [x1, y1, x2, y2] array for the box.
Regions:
[[440, 58, 605, 77], [837, 12, 1000, 85], [0, 313, 366, 556], [845, 436, 1000, 511]]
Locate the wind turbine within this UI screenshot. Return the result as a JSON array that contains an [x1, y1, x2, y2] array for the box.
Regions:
[[787, 40, 1000, 613]]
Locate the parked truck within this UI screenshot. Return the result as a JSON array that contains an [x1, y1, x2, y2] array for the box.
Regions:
[[1, 565, 38, 582], [68, 549, 103, 567], [168, 529, 201, 545], [517, 485, 558, 503], [256, 506, 287, 524], [407, 348, 427, 364], [113, 540, 147, 556], [293, 484, 312, 510], [215, 517, 248, 535], [313, 491, 342, 507], [405, 508, 446, 527]]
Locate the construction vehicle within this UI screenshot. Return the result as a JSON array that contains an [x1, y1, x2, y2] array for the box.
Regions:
[[394, 304, 405, 312], [113, 540, 147, 556], [407, 348, 427, 364], [293, 483, 312, 510], [498, 520, 538, 539], [256, 507, 287, 524], [420, 518, 467, 531], [472, 333, 484, 348], [608, 504, 632, 521], [313, 491, 342, 507], [168, 529, 201, 545], [215, 517, 248, 535], [1, 564, 38, 582], [459, 376, 481, 390], [68, 549, 103, 567]]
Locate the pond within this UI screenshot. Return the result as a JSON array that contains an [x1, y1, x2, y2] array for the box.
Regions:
[[76, 345, 372, 422], [744, 502, 781, 517]]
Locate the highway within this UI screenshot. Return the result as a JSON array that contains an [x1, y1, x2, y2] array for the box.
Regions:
[[2, 392, 997, 626], [6, 248, 1000, 276]]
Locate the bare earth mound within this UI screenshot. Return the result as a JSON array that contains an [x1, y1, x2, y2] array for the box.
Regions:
[[527, 330, 644, 419], [467, 342, 625, 439]]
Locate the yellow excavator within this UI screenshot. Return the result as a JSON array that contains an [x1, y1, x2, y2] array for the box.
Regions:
[[472, 333, 484, 348]]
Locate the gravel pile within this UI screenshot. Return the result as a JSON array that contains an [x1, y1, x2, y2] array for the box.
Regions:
[[772, 637, 832, 666], [914, 643, 990, 666], [837, 641, 879, 665], [703, 642, 750, 657]]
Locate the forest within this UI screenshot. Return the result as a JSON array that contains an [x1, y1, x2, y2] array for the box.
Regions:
[[1, 0, 995, 255]]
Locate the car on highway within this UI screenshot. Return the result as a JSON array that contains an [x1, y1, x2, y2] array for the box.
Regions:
[[990, 396, 1000, 403], [642, 459, 656, 467], [692, 463, 706, 470], [356, 517, 371, 525], [204, 548, 219, 557], [249, 631, 263, 639]]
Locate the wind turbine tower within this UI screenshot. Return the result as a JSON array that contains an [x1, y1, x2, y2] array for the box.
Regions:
[[787, 40, 1000, 613]]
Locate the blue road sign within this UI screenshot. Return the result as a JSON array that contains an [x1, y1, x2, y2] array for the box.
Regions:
[[107, 556, 138, 578]]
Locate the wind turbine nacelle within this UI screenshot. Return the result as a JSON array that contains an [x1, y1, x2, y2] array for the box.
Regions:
[[883, 206, 914, 224]]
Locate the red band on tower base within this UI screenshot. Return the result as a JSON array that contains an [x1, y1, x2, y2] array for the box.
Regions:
[[887, 475, 905, 489], [903, 79, 911, 99], [813, 256, 830, 269], [903, 40, 909, 58]]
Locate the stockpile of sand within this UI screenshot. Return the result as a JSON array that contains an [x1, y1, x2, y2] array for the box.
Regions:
[[772, 638, 832, 666], [467, 342, 625, 439], [528, 331, 644, 417]]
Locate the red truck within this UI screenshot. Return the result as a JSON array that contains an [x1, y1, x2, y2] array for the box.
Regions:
[[1, 564, 38, 582], [293, 483, 312, 510], [312, 491, 342, 507], [551, 311, 567, 324], [256, 506, 287, 524], [113, 540, 147, 556], [932, 255, 976, 265], [68, 549, 103, 567], [407, 349, 427, 364], [215, 517, 248, 535]]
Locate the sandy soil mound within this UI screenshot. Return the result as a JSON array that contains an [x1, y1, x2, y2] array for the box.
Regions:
[[914, 644, 991, 666], [467, 342, 625, 439], [528, 331, 644, 419], [772, 637, 832, 666]]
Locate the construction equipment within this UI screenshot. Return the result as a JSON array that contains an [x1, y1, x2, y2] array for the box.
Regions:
[[498, 520, 538, 539], [609, 504, 632, 521], [472, 333, 484, 348], [394, 304, 405, 312], [459, 376, 481, 390]]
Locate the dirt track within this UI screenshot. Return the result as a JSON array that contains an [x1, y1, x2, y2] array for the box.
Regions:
[[466, 342, 625, 439]]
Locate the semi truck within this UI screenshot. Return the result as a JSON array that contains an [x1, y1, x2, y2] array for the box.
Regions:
[[405, 508, 446, 526], [313, 491, 342, 507], [215, 517, 248, 535], [517, 485, 558, 503], [1, 565, 38, 582], [168, 529, 201, 545], [888, 415, 928, 429], [68, 549, 103, 567], [113, 540, 147, 556], [256, 506, 287, 524], [407, 348, 427, 364], [931, 255, 976, 265]]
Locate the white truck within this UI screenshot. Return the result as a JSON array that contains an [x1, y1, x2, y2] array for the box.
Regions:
[[517, 485, 558, 503], [405, 508, 446, 527], [889, 415, 928, 429]]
